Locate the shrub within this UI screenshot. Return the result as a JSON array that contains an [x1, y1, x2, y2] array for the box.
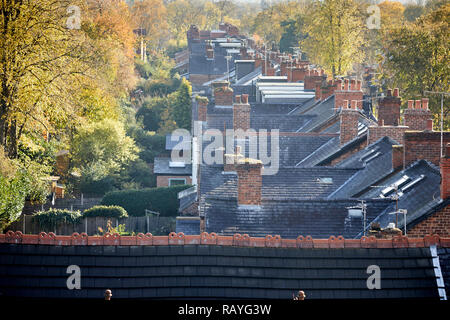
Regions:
[[83, 205, 128, 219], [32, 209, 82, 231], [101, 185, 191, 217]]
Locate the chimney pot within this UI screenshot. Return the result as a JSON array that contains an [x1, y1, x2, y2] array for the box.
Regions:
[[350, 79, 356, 91], [241, 94, 249, 104], [343, 100, 349, 109], [421, 98, 429, 110], [343, 79, 349, 91], [387, 89, 392, 97], [393, 88, 399, 97], [408, 100, 414, 109], [351, 100, 357, 109], [426, 119, 433, 131], [235, 95, 241, 104], [356, 80, 362, 91], [414, 100, 421, 109]]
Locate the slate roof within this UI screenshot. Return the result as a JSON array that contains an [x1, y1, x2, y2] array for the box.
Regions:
[[165, 134, 191, 150], [200, 134, 336, 167], [153, 157, 192, 175], [327, 137, 398, 199], [205, 198, 392, 239], [205, 113, 316, 133], [201, 166, 360, 201], [0, 242, 442, 299], [356, 160, 442, 235]]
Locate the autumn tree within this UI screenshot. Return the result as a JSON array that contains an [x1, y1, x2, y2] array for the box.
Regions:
[[380, 3, 450, 128], [301, 0, 365, 77], [131, 0, 168, 50]]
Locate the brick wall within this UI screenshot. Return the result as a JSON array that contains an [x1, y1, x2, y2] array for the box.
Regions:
[[339, 108, 359, 145], [404, 131, 450, 167], [214, 87, 234, 106], [408, 204, 450, 238], [236, 161, 262, 205], [367, 126, 408, 145], [326, 139, 368, 166], [156, 175, 192, 188], [197, 100, 208, 122], [441, 143, 450, 200], [378, 91, 401, 126], [304, 74, 325, 90], [403, 99, 432, 131], [233, 95, 251, 131], [289, 67, 309, 82], [335, 90, 363, 110], [392, 145, 404, 170]]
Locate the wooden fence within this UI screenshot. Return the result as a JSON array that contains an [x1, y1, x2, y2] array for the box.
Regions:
[[7, 215, 176, 236]]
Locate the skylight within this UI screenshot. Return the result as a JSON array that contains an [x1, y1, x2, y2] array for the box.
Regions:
[[317, 177, 333, 184], [380, 175, 411, 197], [401, 175, 425, 193], [169, 161, 186, 168]]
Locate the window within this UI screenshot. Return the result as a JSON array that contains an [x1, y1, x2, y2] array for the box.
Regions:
[[169, 178, 187, 187], [317, 177, 333, 184]]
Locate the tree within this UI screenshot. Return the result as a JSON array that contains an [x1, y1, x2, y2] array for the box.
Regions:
[[131, 0, 168, 50], [171, 78, 192, 131], [167, 0, 204, 47], [71, 119, 139, 173], [380, 3, 450, 129], [0, 0, 137, 159], [301, 0, 365, 77]]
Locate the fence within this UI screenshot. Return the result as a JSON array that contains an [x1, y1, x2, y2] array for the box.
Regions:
[[7, 215, 176, 236]]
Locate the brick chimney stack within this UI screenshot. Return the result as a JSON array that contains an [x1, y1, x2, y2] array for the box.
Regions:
[[236, 158, 263, 206], [233, 94, 251, 131], [403, 98, 433, 131], [392, 145, 404, 170], [378, 88, 402, 126], [196, 96, 209, 122], [304, 69, 326, 90], [340, 100, 360, 145], [212, 81, 233, 106], [334, 79, 363, 110], [441, 143, 450, 200]]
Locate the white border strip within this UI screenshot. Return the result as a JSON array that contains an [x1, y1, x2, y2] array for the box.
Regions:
[[430, 245, 447, 300]]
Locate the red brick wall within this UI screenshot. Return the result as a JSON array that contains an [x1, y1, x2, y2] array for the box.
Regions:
[[233, 103, 251, 131], [378, 96, 401, 126], [304, 75, 325, 90], [404, 131, 450, 167], [441, 144, 450, 200], [236, 163, 262, 205], [198, 102, 207, 121], [403, 109, 433, 131], [335, 90, 364, 110], [392, 145, 404, 170], [368, 126, 408, 145], [156, 175, 192, 188], [340, 109, 359, 145], [290, 68, 308, 82], [214, 88, 234, 106], [407, 204, 450, 238], [326, 139, 368, 166]]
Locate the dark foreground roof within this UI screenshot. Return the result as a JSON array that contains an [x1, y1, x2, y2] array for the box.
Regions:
[[0, 232, 448, 300]]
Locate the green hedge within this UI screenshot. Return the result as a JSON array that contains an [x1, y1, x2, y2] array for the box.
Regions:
[[82, 205, 128, 219], [101, 185, 191, 217], [32, 209, 82, 231]]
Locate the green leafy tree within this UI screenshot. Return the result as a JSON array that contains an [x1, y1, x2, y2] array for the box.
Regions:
[[71, 119, 139, 173], [380, 3, 450, 128], [171, 78, 192, 131], [301, 0, 365, 77]]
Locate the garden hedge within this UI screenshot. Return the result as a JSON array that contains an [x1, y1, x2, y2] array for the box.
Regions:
[[101, 185, 191, 217], [82, 205, 128, 219]]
